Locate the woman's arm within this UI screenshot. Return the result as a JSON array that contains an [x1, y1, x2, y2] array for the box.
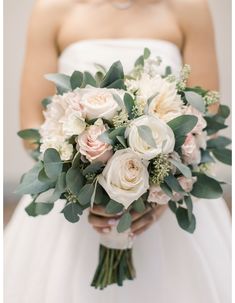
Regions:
[[20, 0, 70, 150]]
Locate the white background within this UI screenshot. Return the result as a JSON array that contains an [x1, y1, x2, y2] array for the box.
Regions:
[[3, 0, 232, 203]]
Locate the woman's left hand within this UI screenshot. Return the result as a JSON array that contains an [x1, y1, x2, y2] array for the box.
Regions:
[[130, 204, 167, 236]]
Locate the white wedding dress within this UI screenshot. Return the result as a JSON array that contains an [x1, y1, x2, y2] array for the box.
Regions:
[[4, 39, 231, 303]]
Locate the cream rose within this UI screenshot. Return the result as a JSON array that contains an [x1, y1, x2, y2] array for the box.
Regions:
[[147, 185, 170, 205], [79, 88, 123, 120], [126, 115, 175, 160], [76, 119, 113, 163], [181, 133, 201, 165], [98, 149, 149, 208]]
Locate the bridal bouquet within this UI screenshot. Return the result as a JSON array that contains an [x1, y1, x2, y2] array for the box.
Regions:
[[16, 48, 231, 289]]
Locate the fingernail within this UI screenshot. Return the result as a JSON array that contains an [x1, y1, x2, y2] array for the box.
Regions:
[[108, 219, 118, 226], [102, 228, 110, 233]]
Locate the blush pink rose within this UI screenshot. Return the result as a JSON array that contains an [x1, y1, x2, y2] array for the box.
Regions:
[[182, 133, 201, 165], [147, 185, 170, 205], [77, 121, 113, 163], [172, 176, 197, 202], [184, 106, 207, 134]]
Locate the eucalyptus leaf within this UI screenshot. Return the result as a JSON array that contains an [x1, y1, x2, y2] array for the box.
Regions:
[[207, 136, 231, 149], [176, 207, 191, 230], [160, 182, 173, 198], [164, 66, 172, 77], [77, 183, 95, 205], [100, 61, 124, 88], [168, 200, 177, 213], [117, 212, 132, 233], [200, 150, 216, 163], [45, 73, 71, 94], [132, 198, 145, 213], [66, 167, 84, 195], [204, 117, 227, 135], [137, 125, 156, 148], [212, 149, 232, 165], [82, 71, 97, 87], [167, 115, 198, 137], [169, 159, 192, 178], [41, 97, 52, 109], [25, 200, 54, 217], [17, 129, 40, 142], [105, 200, 124, 214], [47, 172, 66, 202], [144, 48, 151, 59], [184, 195, 193, 221], [70, 71, 83, 89], [62, 203, 83, 223], [83, 162, 104, 176], [44, 148, 63, 180], [191, 173, 223, 199], [72, 152, 81, 168], [117, 136, 127, 148], [112, 93, 124, 108], [124, 93, 135, 118], [164, 174, 185, 193], [106, 79, 126, 90], [98, 131, 114, 145], [109, 127, 126, 140], [135, 55, 144, 67], [184, 91, 206, 113]]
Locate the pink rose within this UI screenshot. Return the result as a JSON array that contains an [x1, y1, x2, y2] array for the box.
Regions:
[[147, 185, 170, 205], [77, 120, 113, 163], [172, 176, 197, 202], [184, 106, 207, 134], [182, 133, 201, 165]]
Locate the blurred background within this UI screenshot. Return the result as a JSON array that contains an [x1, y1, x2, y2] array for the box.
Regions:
[[3, 0, 232, 225]]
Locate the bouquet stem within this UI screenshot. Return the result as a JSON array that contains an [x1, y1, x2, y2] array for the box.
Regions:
[[91, 244, 136, 289]]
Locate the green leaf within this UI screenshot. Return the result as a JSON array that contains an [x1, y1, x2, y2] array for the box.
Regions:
[[95, 71, 104, 86], [132, 198, 146, 213], [41, 97, 52, 109], [186, 214, 196, 233], [47, 172, 66, 202], [105, 200, 124, 214], [160, 182, 173, 198], [117, 212, 132, 233], [62, 203, 83, 223], [212, 149, 232, 165], [207, 136, 231, 149], [66, 167, 84, 195], [184, 195, 193, 221], [204, 117, 227, 135], [200, 150, 215, 163], [191, 173, 223, 199], [217, 104, 230, 119], [176, 207, 190, 229], [135, 55, 144, 67], [38, 168, 51, 182], [17, 129, 40, 142], [164, 66, 172, 77], [109, 127, 126, 140], [72, 152, 81, 168], [137, 125, 156, 148], [112, 93, 124, 108], [83, 162, 104, 176], [168, 200, 177, 213], [77, 183, 95, 205], [98, 130, 114, 145], [124, 93, 135, 118], [70, 71, 83, 89], [45, 73, 71, 94], [15, 162, 52, 195], [144, 48, 151, 59], [117, 136, 127, 148], [184, 91, 206, 113], [82, 71, 97, 87], [94, 183, 110, 206], [100, 61, 124, 88], [164, 174, 185, 193], [25, 200, 54, 217], [106, 79, 126, 90], [94, 63, 107, 74], [167, 115, 198, 137], [168, 159, 192, 178], [44, 148, 63, 180]]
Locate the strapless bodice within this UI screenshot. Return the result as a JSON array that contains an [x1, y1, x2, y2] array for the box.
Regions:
[[58, 39, 182, 76]]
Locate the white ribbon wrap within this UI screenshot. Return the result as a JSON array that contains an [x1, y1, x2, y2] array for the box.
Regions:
[[100, 227, 134, 250]]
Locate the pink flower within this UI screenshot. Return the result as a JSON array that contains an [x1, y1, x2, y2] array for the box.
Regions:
[[182, 133, 201, 165], [77, 120, 113, 163], [172, 176, 197, 202], [147, 185, 170, 205], [184, 106, 207, 134]]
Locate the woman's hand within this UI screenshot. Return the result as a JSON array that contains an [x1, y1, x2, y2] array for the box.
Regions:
[[88, 204, 167, 236]]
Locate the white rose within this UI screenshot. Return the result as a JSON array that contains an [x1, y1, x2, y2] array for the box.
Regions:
[[98, 149, 149, 209], [79, 88, 123, 120], [126, 115, 175, 160], [60, 108, 86, 137], [40, 139, 73, 161]]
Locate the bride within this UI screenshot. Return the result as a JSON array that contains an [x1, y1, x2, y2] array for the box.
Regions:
[[4, 0, 231, 302]]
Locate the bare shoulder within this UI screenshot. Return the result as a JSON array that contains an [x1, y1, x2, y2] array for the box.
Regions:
[[167, 0, 212, 31]]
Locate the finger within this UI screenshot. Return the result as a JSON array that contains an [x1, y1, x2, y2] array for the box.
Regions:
[[130, 205, 153, 222], [131, 210, 156, 233], [88, 213, 119, 228], [90, 205, 121, 218], [93, 226, 111, 234]]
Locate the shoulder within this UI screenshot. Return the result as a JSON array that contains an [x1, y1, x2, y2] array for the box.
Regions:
[[167, 0, 212, 31]]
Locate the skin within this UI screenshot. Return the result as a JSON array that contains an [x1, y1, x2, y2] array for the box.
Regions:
[[20, 0, 219, 236]]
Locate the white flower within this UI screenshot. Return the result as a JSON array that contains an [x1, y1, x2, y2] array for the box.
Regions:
[[79, 88, 123, 120], [98, 149, 149, 209], [40, 139, 73, 161], [60, 108, 86, 137], [125, 115, 175, 160]]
